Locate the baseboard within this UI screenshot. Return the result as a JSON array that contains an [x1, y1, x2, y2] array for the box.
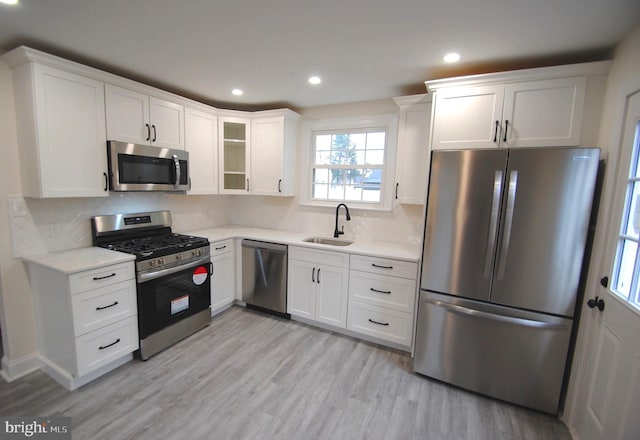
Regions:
[[40, 354, 133, 391], [0, 352, 40, 382]]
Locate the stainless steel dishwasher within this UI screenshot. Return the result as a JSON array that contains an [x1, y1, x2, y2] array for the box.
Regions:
[[241, 239, 289, 316]]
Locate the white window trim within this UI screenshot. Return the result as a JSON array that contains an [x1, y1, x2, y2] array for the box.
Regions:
[[299, 114, 398, 211]]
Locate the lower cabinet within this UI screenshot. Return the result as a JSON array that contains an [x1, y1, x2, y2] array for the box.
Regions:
[[347, 255, 418, 349], [287, 246, 350, 329], [24, 251, 139, 390], [210, 239, 236, 314]]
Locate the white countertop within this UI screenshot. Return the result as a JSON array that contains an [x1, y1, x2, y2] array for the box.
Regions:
[[23, 247, 135, 274], [186, 225, 421, 262]]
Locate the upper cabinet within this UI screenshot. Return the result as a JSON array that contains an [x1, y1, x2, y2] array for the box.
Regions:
[[5, 49, 109, 198], [393, 94, 432, 205], [105, 84, 185, 150], [219, 109, 300, 196], [427, 62, 611, 150], [185, 106, 218, 195]]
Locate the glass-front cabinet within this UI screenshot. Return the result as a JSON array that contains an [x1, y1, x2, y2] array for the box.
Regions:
[[219, 116, 250, 193]]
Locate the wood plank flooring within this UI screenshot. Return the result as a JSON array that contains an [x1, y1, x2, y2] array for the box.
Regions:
[[0, 307, 572, 439]]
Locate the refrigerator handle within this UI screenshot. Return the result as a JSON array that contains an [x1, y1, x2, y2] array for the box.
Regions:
[[426, 297, 569, 330], [484, 170, 503, 278], [497, 170, 518, 280]]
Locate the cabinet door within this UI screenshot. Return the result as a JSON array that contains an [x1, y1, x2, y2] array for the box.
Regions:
[[251, 116, 285, 196], [105, 84, 150, 145], [431, 85, 504, 150], [211, 251, 235, 312], [502, 77, 586, 147], [32, 64, 108, 197], [315, 264, 349, 328], [287, 259, 316, 319], [149, 97, 184, 149], [395, 102, 431, 204], [219, 117, 251, 194], [185, 107, 218, 194]]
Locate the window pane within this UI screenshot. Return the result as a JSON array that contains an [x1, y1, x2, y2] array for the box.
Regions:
[[615, 239, 637, 300], [362, 187, 381, 202], [315, 134, 331, 150], [345, 183, 363, 201], [351, 133, 366, 150], [367, 132, 386, 149], [313, 168, 329, 184], [328, 183, 345, 199], [313, 184, 329, 199], [315, 150, 331, 165], [365, 150, 385, 165], [624, 181, 640, 239]]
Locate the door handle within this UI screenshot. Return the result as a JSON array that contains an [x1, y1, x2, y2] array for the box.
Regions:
[[145, 123, 151, 141], [152, 125, 157, 142], [587, 296, 605, 311], [497, 170, 518, 280], [172, 154, 181, 188], [312, 267, 315, 283], [493, 120, 500, 143], [503, 120, 509, 143], [484, 170, 503, 278]]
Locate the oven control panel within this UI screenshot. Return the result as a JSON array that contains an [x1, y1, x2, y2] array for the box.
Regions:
[[136, 245, 210, 273]]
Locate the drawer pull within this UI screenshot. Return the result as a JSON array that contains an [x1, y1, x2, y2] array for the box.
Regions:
[[368, 318, 390, 326], [371, 264, 393, 270], [215, 245, 227, 250], [96, 301, 119, 311], [98, 338, 121, 350], [370, 288, 392, 295], [93, 273, 116, 281]]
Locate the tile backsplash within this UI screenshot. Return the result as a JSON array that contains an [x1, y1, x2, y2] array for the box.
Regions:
[[8, 193, 424, 258]]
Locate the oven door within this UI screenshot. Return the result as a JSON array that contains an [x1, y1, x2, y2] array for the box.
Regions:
[[136, 256, 211, 339]]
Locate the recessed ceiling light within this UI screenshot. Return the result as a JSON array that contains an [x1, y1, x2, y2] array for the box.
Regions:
[[0, 0, 19, 4], [231, 89, 243, 96], [443, 52, 461, 63], [308, 76, 322, 85]]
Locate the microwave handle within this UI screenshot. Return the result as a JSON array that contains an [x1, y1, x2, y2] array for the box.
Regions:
[[172, 154, 181, 189]]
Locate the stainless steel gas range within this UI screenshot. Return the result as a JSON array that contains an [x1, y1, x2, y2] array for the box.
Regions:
[[92, 210, 211, 360]]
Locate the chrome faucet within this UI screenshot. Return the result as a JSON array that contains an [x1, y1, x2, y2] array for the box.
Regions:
[[334, 203, 351, 238]]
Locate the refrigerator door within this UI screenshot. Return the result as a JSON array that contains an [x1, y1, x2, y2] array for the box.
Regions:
[[413, 291, 572, 414], [490, 147, 599, 316], [420, 149, 507, 301]]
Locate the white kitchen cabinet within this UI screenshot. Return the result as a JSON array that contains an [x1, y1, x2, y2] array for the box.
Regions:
[[393, 94, 432, 204], [250, 110, 300, 196], [347, 254, 418, 349], [288, 246, 350, 328], [7, 56, 108, 198], [105, 84, 185, 149], [210, 239, 235, 314], [185, 107, 218, 194], [219, 115, 251, 193], [429, 74, 588, 150], [24, 248, 138, 390]]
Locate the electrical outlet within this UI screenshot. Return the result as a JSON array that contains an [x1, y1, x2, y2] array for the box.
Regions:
[[8, 196, 27, 218]]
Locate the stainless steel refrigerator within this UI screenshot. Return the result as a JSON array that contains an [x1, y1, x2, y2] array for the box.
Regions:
[[413, 147, 599, 414]]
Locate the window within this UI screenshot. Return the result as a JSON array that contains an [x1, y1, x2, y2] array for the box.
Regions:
[[302, 114, 398, 210], [612, 121, 640, 309]]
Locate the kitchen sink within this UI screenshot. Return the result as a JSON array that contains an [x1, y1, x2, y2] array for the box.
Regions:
[[303, 237, 353, 246]]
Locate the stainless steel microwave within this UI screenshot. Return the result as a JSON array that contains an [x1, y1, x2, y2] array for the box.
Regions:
[[107, 141, 189, 192]]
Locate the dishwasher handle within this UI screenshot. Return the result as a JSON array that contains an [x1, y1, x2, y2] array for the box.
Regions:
[[241, 239, 288, 253]]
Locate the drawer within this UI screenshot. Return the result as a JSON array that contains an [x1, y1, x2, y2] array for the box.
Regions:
[[290, 246, 350, 268], [349, 270, 416, 313], [69, 262, 134, 295], [75, 316, 139, 377], [71, 280, 137, 336], [350, 254, 417, 279], [347, 301, 413, 347], [210, 239, 233, 256]]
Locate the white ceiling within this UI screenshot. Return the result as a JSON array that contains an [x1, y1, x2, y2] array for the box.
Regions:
[[1, 0, 639, 110]]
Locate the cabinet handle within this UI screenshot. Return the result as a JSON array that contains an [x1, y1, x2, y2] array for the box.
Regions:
[[145, 123, 151, 141], [395, 182, 399, 200], [96, 301, 119, 311], [371, 264, 393, 270], [503, 120, 509, 143], [93, 273, 116, 281], [312, 267, 316, 283], [209, 262, 214, 276], [98, 338, 121, 350], [278, 179, 282, 193], [246, 178, 250, 192], [215, 245, 227, 250], [370, 288, 392, 295], [493, 120, 499, 143], [103, 172, 109, 191], [152, 125, 157, 142], [317, 268, 320, 284], [368, 318, 389, 326]]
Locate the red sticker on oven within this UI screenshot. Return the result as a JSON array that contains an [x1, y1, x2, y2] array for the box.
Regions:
[[192, 266, 208, 285]]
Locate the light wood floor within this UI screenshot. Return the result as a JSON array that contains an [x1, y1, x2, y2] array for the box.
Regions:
[[0, 307, 571, 440]]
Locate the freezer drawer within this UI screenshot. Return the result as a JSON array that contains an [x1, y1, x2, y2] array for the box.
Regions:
[[413, 291, 572, 414]]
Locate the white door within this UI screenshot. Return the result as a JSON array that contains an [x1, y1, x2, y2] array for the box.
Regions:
[[105, 84, 150, 145], [287, 259, 316, 319], [149, 97, 184, 149], [211, 251, 235, 312], [185, 107, 218, 194], [315, 264, 349, 328], [251, 116, 284, 196], [574, 90, 640, 440]]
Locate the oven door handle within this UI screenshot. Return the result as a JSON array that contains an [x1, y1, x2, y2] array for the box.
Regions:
[[137, 255, 211, 283]]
